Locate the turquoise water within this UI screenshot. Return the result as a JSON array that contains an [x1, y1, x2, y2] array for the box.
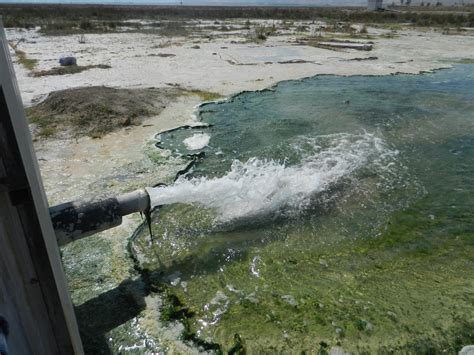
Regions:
[[138, 65, 474, 352]]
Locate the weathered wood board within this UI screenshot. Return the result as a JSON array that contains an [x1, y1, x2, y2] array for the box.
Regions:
[[0, 23, 83, 354]]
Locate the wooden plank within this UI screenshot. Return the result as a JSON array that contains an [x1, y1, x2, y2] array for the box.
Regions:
[[0, 23, 83, 354]]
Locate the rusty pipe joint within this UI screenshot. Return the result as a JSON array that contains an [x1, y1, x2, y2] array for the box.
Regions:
[[50, 189, 150, 246]]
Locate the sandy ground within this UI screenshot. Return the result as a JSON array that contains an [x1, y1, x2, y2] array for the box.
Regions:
[[6, 21, 474, 352], [7, 23, 474, 203], [8, 24, 474, 107], [33, 95, 201, 203]]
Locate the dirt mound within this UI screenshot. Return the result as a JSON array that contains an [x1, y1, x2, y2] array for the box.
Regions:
[[27, 86, 181, 139]]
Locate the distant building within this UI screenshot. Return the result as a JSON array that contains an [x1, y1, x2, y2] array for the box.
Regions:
[[368, 0, 384, 10]]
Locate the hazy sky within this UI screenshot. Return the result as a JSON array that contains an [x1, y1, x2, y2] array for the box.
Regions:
[[0, 0, 470, 5]]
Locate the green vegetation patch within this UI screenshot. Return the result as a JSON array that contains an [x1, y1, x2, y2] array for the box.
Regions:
[[32, 64, 111, 77], [248, 23, 277, 43], [13, 48, 38, 71], [9, 41, 37, 71], [182, 89, 223, 102], [456, 58, 474, 64], [1, 4, 473, 33], [159, 21, 189, 37], [132, 196, 474, 353]]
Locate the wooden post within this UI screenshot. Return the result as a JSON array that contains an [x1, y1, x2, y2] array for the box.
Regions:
[[0, 23, 83, 354]]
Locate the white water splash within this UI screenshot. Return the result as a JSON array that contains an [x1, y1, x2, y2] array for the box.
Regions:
[[148, 132, 397, 222], [183, 133, 210, 150]]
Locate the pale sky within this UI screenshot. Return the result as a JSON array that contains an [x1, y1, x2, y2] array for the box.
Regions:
[[0, 0, 471, 5]]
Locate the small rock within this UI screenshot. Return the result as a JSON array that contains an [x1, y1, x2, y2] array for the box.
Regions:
[[167, 271, 182, 286], [245, 293, 259, 304], [459, 345, 474, 355], [387, 311, 398, 322], [281, 295, 297, 306], [357, 318, 375, 332], [365, 321, 374, 332], [319, 258, 329, 267], [210, 290, 228, 305], [330, 346, 349, 355]]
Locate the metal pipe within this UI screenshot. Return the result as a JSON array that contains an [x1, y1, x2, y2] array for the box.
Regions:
[[50, 189, 150, 246], [0, 316, 9, 355], [117, 189, 150, 216], [0, 333, 7, 355]]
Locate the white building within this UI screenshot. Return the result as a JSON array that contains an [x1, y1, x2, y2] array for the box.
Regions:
[[368, 0, 384, 10]]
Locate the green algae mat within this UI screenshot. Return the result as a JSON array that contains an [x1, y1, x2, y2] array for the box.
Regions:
[[132, 65, 474, 353]]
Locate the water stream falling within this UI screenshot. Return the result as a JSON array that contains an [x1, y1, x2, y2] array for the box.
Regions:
[[148, 132, 398, 222]]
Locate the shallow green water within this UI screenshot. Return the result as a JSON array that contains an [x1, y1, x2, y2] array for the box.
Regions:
[[136, 65, 474, 353]]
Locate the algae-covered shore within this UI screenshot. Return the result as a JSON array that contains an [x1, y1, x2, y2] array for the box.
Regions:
[[5, 7, 474, 353]]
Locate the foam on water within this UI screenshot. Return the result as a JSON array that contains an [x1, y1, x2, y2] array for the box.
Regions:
[[183, 133, 211, 150], [148, 132, 397, 222]]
